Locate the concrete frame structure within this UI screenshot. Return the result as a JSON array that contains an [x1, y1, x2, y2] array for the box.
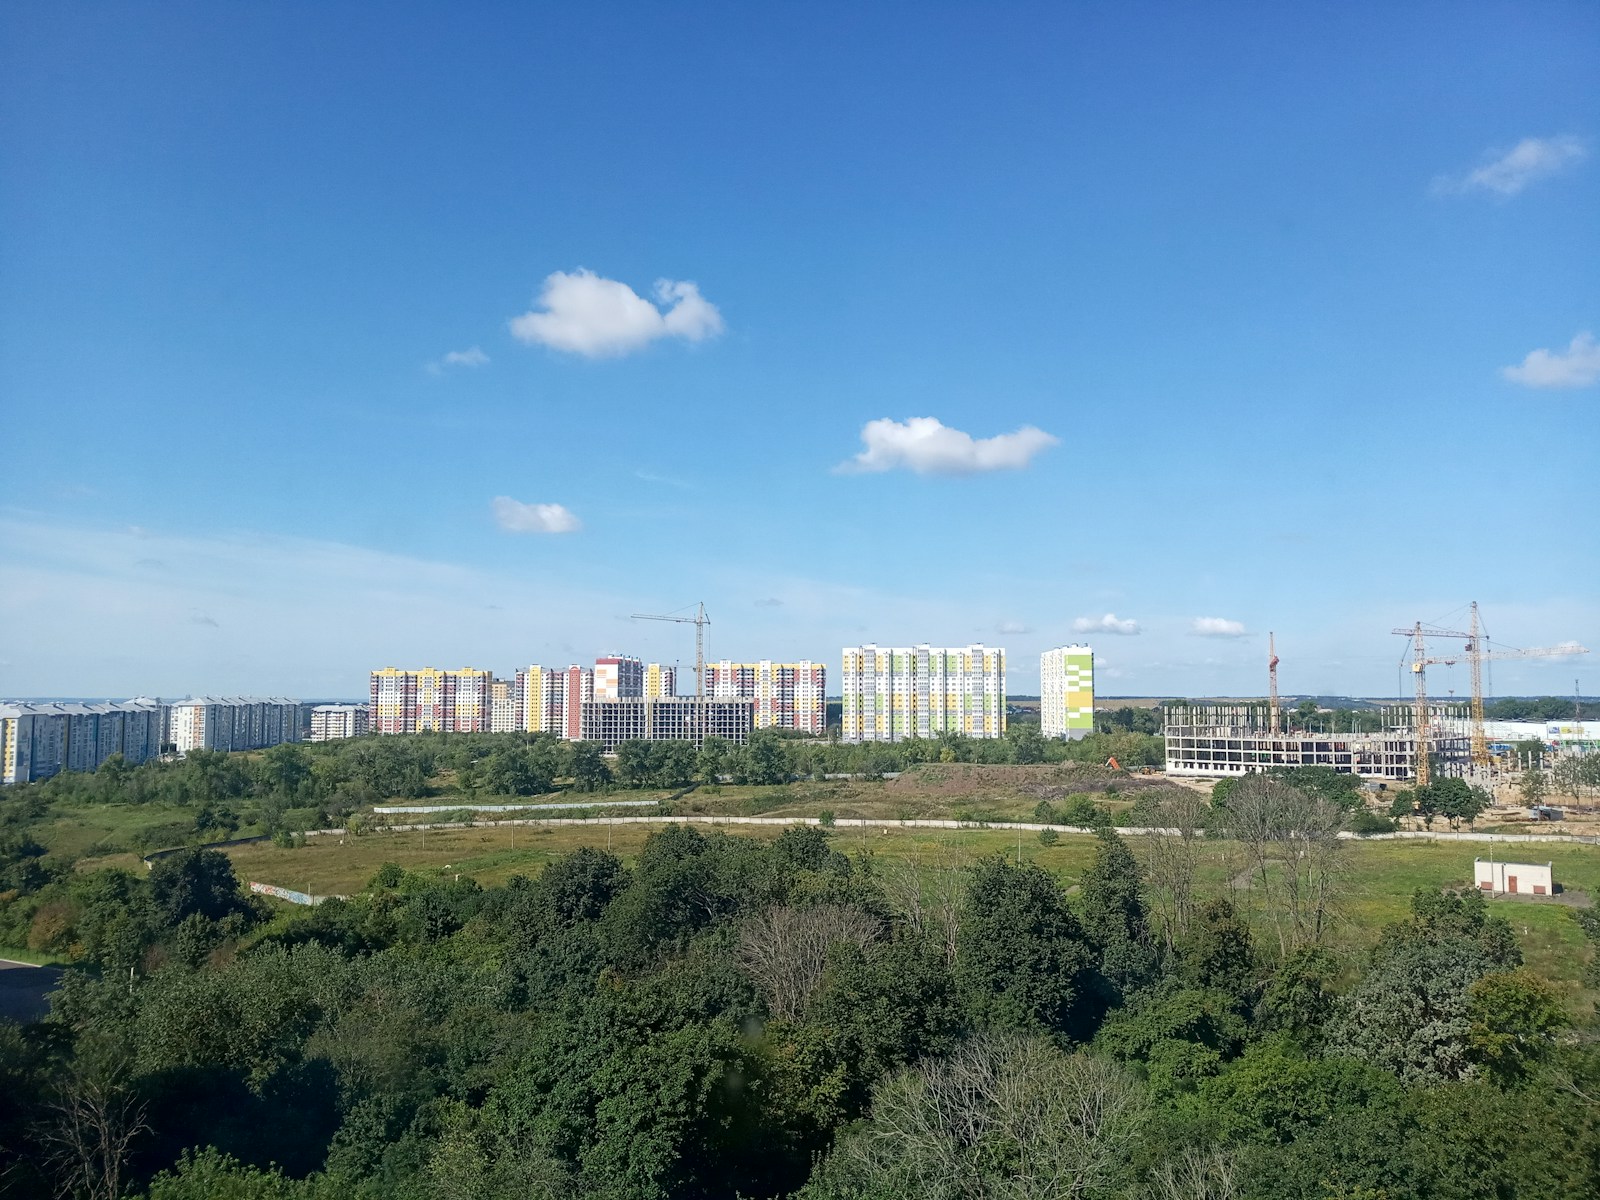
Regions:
[[578, 697, 755, 750], [840, 644, 1005, 742], [1163, 703, 1471, 782], [706, 660, 826, 734], [1040, 646, 1094, 740], [310, 704, 370, 742]]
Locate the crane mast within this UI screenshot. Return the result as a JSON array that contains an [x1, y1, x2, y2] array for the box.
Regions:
[[1268, 632, 1281, 735], [631, 602, 711, 700], [1396, 605, 1588, 784]]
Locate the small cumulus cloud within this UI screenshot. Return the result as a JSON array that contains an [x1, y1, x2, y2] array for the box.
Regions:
[[188, 614, 220, 628], [1192, 616, 1248, 638], [1433, 135, 1587, 197], [635, 470, 697, 490], [1072, 613, 1141, 636], [491, 496, 582, 534], [754, 597, 785, 608], [837, 417, 1058, 476], [997, 619, 1032, 635], [1502, 332, 1600, 389], [134, 558, 169, 571], [509, 269, 724, 357], [428, 346, 489, 374]]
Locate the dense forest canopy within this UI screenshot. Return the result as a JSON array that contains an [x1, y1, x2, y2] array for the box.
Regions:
[[3, 779, 1600, 1197]]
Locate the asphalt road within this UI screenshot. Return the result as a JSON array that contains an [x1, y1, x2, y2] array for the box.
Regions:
[[0, 959, 63, 1024]]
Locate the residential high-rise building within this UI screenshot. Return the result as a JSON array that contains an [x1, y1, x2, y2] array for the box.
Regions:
[[165, 697, 301, 753], [705, 660, 826, 733], [1040, 646, 1094, 740], [490, 679, 516, 732], [368, 669, 494, 734], [563, 665, 593, 740], [310, 704, 370, 742], [644, 662, 677, 699], [579, 696, 755, 750], [840, 644, 1005, 742], [593, 656, 644, 701], [6, 700, 166, 776]]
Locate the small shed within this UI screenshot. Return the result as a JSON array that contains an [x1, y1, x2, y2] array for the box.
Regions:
[[1474, 859, 1554, 896]]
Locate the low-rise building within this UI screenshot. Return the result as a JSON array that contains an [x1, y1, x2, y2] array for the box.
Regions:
[[1474, 859, 1554, 896]]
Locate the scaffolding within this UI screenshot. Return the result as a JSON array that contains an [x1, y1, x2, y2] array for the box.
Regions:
[[1163, 702, 1471, 782]]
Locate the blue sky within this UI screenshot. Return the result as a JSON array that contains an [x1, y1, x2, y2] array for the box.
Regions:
[[2, 2, 1596, 699]]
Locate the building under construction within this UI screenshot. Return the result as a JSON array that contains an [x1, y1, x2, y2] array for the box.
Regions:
[[1163, 702, 1471, 782]]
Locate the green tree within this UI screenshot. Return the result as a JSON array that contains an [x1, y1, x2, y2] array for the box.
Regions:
[[1008, 722, 1046, 764], [568, 742, 611, 793], [1466, 968, 1568, 1084], [955, 856, 1094, 1036], [1518, 769, 1549, 806], [738, 733, 791, 786], [1077, 829, 1159, 1006]]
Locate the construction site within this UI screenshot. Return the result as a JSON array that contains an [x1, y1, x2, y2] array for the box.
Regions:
[[1164, 603, 1589, 787]]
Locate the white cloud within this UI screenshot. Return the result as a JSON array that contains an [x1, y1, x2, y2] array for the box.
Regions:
[[508, 269, 724, 357], [426, 346, 490, 375], [997, 619, 1032, 635], [491, 497, 582, 534], [1434, 135, 1587, 197], [837, 417, 1059, 476], [1501, 332, 1600, 389], [1192, 616, 1248, 638], [1073, 613, 1141, 636]]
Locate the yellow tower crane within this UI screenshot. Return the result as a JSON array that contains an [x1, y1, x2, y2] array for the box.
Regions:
[[631, 602, 711, 700], [1461, 600, 1588, 767], [1395, 606, 1590, 785]]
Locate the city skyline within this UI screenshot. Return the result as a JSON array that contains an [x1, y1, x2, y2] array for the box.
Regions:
[[2, 6, 1595, 700]]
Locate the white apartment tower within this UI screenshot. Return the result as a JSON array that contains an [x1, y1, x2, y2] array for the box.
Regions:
[[1040, 646, 1095, 740], [840, 644, 1005, 742]]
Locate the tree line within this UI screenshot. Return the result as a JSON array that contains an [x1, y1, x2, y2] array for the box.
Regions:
[[2, 770, 1599, 1198]]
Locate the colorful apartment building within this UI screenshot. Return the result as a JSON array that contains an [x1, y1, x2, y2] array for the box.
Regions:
[[644, 662, 677, 699], [594, 656, 644, 701], [368, 669, 494, 734], [840, 644, 1006, 742], [489, 679, 516, 733], [1040, 646, 1095, 740], [705, 660, 826, 733]]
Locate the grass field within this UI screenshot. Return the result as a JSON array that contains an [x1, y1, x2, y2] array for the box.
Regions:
[[228, 817, 1600, 1008]]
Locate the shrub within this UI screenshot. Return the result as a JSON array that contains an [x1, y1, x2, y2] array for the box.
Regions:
[[1347, 809, 1397, 836], [1038, 829, 1059, 847]]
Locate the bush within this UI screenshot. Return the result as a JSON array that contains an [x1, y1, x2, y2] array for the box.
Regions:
[[818, 810, 836, 827], [1038, 829, 1059, 847], [1347, 809, 1397, 836]]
